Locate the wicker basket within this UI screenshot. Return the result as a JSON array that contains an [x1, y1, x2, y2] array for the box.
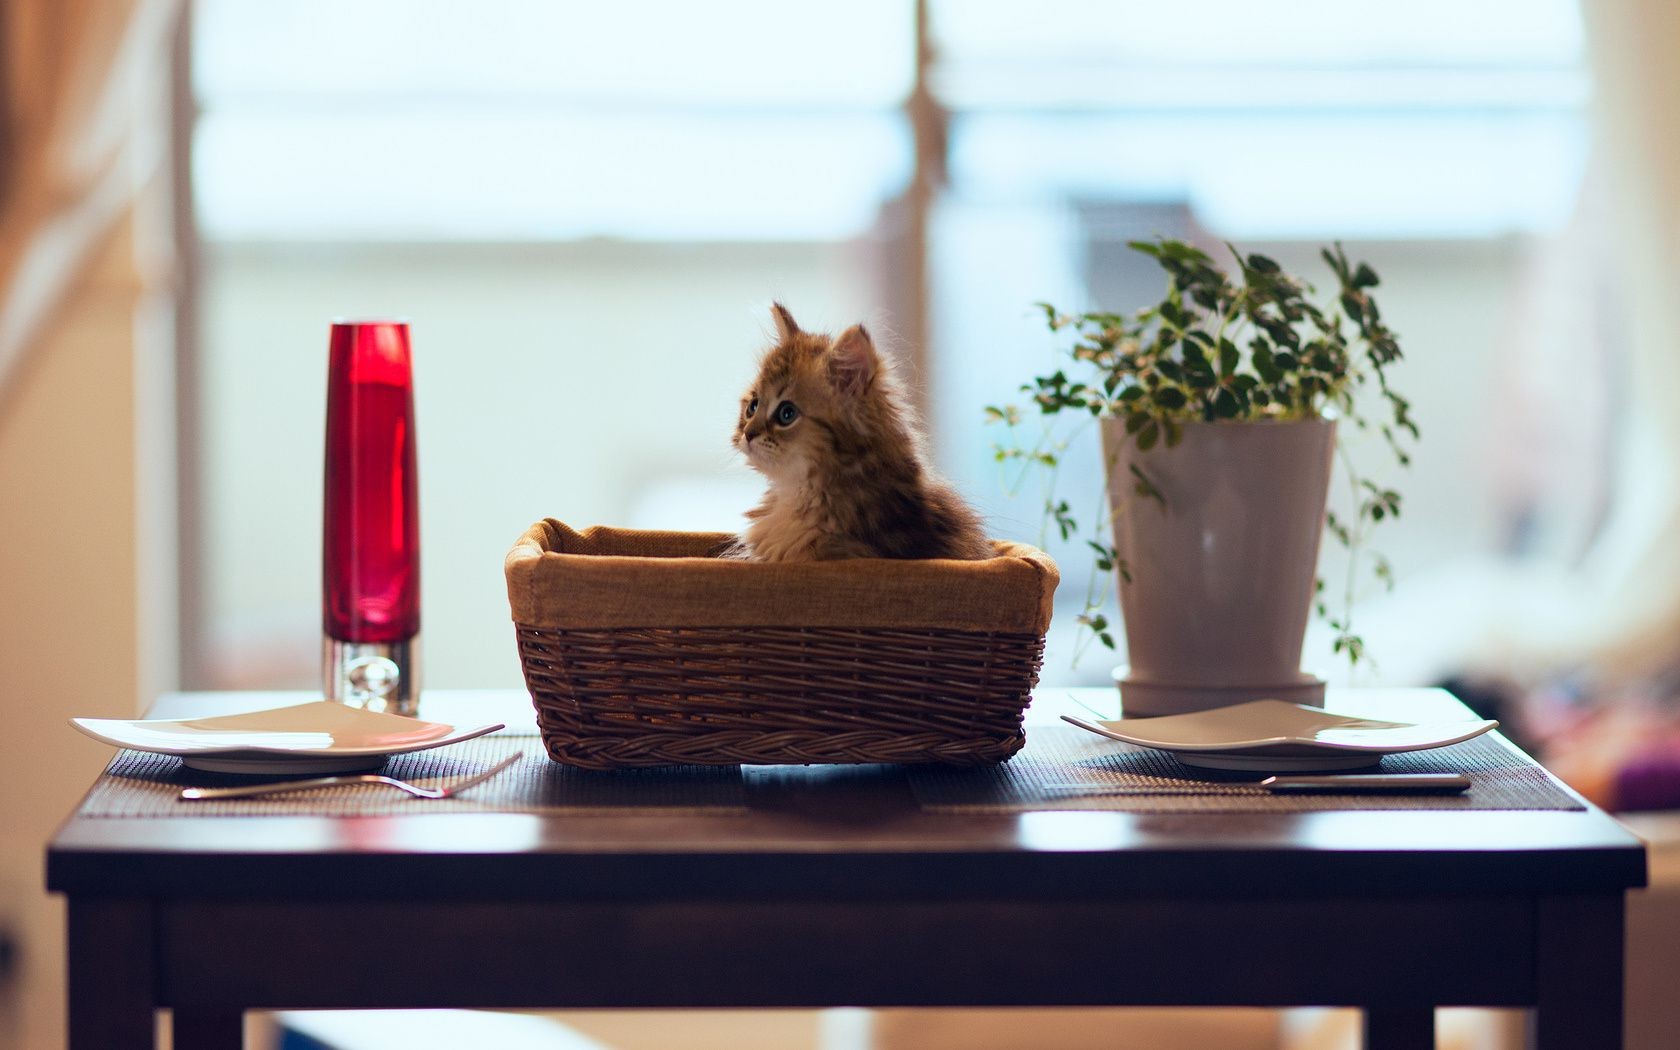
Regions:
[[505, 520, 1059, 769]]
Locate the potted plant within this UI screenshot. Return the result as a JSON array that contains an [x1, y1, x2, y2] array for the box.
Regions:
[[989, 240, 1416, 716]]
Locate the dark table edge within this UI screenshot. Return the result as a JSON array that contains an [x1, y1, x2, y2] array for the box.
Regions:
[[46, 839, 1647, 901]]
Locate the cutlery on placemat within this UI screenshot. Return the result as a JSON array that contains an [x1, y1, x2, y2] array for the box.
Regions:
[[1035, 772, 1471, 799], [180, 752, 524, 801], [1259, 773, 1471, 794]]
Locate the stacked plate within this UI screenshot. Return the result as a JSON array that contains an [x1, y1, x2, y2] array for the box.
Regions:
[[71, 702, 503, 774], [1063, 699, 1498, 771]]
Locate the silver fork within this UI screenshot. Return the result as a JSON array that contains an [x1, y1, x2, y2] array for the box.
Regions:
[[180, 751, 524, 801]]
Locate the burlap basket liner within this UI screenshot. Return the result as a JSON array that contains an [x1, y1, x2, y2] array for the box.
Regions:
[[506, 520, 1059, 769]]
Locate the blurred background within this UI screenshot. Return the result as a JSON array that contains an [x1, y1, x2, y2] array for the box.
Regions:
[[184, 0, 1595, 694], [5, 1, 1680, 1048]]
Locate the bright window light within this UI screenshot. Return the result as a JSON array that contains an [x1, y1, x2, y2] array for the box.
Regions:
[[193, 0, 914, 241], [932, 0, 1586, 239]]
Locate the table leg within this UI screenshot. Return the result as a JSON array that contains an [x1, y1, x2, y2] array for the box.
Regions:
[[68, 898, 155, 1050], [173, 1008, 245, 1050], [1362, 1007, 1434, 1050], [1528, 894, 1624, 1050]]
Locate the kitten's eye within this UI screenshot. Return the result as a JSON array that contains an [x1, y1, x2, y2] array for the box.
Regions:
[[745, 396, 759, 417], [774, 401, 799, 426]]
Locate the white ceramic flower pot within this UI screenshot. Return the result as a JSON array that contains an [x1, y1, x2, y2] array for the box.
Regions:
[[1101, 416, 1336, 716]]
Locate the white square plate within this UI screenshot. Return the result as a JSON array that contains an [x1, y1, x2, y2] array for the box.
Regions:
[[1062, 699, 1499, 771], [71, 702, 504, 774]]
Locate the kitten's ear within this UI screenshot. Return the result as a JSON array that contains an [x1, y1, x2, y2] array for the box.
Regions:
[[829, 324, 878, 396], [770, 302, 800, 342]]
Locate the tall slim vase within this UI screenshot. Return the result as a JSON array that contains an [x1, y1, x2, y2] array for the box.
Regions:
[[322, 320, 420, 715]]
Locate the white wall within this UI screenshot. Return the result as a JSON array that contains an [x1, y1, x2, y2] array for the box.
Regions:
[[0, 219, 150, 1050]]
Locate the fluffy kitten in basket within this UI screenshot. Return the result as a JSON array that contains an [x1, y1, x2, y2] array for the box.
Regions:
[[730, 303, 991, 562]]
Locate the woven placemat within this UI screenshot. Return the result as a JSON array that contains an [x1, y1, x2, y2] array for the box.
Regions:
[[80, 733, 747, 817], [908, 726, 1583, 813]]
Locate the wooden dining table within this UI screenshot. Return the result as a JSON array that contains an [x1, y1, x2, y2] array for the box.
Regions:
[[47, 687, 1647, 1050]]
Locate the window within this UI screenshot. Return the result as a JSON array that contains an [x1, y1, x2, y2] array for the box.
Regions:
[[189, 0, 913, 689], [188, 0, 1589, 689], [924, 0, 1588, 683]]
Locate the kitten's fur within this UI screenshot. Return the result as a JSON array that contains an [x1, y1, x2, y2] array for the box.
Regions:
[[731, 303, 991, 562]]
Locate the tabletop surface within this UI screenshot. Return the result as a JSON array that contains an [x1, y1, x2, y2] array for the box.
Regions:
[[46, 688, 1648, 902]]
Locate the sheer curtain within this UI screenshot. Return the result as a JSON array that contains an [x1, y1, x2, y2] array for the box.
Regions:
[[0, 0, 177, 401], [1564, 0, 1680, 679], [1468, 1, 1680, 682], [0, 5, 178, 1048]]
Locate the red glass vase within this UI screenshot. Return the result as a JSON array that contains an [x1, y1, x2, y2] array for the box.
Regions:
[[322, 320, 420, 714]]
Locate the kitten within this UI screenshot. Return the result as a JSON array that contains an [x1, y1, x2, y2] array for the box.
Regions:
[[730, 303, 991, 562]]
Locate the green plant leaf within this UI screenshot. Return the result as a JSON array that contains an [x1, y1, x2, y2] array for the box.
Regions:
[[1212, 387, 1241, 418], [1321, 244, 1350, 283], [1374, 554, 1395, 590], [1049, 499, 1077, 541], [1151, 386, 1188, 410], [1212, 339, 1234, 377]]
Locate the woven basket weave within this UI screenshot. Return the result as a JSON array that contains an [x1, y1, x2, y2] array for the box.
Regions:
[[505, 520, 1059, 769]]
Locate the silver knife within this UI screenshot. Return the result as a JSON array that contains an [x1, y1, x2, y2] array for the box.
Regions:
[[1260, 773, 1471, 794]]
